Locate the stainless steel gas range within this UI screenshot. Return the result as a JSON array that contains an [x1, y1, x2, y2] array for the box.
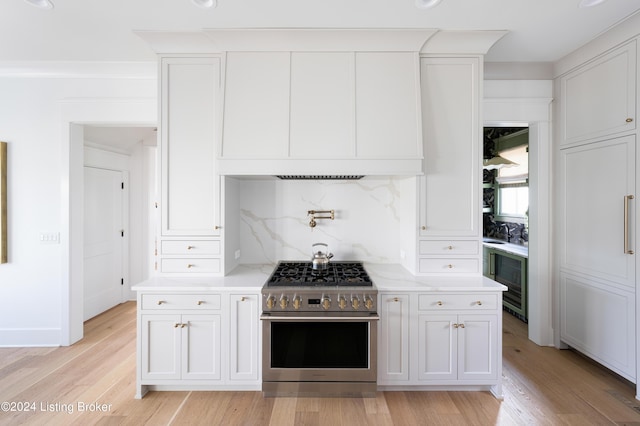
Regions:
[[260, 261, 378, 397]]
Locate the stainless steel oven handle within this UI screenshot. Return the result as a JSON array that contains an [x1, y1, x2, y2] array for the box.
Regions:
[[260, 315, 379, 321]]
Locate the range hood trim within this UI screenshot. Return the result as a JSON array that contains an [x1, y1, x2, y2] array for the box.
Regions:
[[216, 158, 425, 177]]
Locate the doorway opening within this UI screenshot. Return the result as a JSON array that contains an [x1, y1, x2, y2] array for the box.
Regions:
[[483, 126, 529, 325], [81, 125, 157, 321]]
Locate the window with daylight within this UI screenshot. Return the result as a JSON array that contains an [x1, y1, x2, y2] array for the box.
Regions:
[[496, 144, 528, 222]]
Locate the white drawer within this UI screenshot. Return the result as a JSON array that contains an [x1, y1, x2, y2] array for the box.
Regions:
[[160, 258, 221, 273], [418, 258, 479, 274], [419, 240, 479, 255], [418, 293, 498, 311], [161, 240, 221, 255], [141, 293, 222, 310]]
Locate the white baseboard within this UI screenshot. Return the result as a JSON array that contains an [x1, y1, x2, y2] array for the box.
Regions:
[[0, 328, 61, 347]]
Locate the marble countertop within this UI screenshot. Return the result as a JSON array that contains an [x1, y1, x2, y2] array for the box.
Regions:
[[132, 263, 506, 292], [482, 239, 529, 258]]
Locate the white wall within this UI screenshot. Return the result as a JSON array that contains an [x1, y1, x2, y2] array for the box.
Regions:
[[0, 63, 156, 346], [229, 177, 416, 266]]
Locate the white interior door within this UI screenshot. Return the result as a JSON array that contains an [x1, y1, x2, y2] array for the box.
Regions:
[[84, 166, 124, 320]]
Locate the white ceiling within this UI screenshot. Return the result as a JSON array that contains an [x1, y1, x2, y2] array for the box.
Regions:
[[84, 126, 156, 153], [1, 0, 639, 63]]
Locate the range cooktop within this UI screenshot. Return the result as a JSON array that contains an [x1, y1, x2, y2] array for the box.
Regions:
[[264, 261, 373, 287]]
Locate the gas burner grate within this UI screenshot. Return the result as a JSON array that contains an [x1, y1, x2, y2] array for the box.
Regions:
[[265, 261, 372, 287]]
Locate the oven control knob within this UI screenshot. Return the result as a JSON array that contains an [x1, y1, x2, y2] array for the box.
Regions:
[[322, 296, 331, 310], [292, 295, 302, 310], [364, 296, 374, 310], [266, 295, 276, 310], [351, 296, 360, 310], [338, 295, 347, 310], [279, 295, 289, 309]]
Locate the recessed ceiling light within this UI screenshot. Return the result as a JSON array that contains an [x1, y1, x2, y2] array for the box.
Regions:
[[578, 0, 607, 8], [415, 0, 443, 9], [191, 0, 217, 8], [23, 0, 54, 9]]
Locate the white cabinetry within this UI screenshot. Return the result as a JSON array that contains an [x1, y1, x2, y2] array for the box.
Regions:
[[229, 293, 261, 381], [377, 288, 503, 396], [418, 57, 481, 274], [378, 293, 410, 383], [141, 314, 221, 381], [418, 314, 497, 382], [136, 290, 261, 398], [417, 293, 498, 383], [560, 41, 636, 147], [556, 37, 638, 384], [159, 56, 222, 274], [558, 135, 637, 381]]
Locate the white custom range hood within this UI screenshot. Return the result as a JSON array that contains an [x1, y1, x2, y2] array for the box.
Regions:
[[137, 29, 506, 177]]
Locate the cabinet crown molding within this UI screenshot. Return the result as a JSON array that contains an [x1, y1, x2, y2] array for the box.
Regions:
[[135, 29, 507, 54]]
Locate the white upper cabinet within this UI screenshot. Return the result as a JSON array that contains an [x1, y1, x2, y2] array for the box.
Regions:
[[290, 52, 355, 158], [419, 57, 480, 237], [221, 52, 290, 158], [355, 52, 421, 158], [560, 40, 636, 147], [161, 57, 220, 236]]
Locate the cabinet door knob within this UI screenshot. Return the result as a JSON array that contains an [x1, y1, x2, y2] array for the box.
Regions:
[[421, 226, 426, 230], [437, 301, 443, 306], [459, 323, 465, 329], [187, 264, 194, 269], [181, 323, 187, 328], [626, 118, 634, 123], [214, 226, 220, 230], [447, 245, 453, 250], [187, 245, 194, 250], [453, 323, 459, 328], [447, 264, 454, 269], [476, 301, 483, 306], [393, 297, 400, 302], [241, 296, 246, 302], [174, 323, 180, 328]]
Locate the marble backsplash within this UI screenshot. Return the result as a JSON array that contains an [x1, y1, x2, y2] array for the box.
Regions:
[[234, 177, 414, 264]]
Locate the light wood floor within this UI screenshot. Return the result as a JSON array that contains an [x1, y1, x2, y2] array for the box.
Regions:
[[2, 302, 640, 425]]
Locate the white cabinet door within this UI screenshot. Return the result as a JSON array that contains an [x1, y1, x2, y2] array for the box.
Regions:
[[560, 40, 636, 146], [378, 294, 410, 383], [457, 315, 497, 381], [141, 314, 181, 380], [229, 294, 260, 381], [418, 314, 497, 382], [559, 135, 636, 289], [161, 57, 220, 236], [290, 52, 355, 158], [418, 314, 456, 381], [221, 52, 290, 158], [355, 52, 421, 158], [181, 314, 221, 380], [419, 57, 480, 237], [560, 273, 636, 381]]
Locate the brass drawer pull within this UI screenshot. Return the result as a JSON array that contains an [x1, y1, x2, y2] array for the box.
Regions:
[[197, 301, 204, 305], [626, 118, 634, 123], [157, 301, 166, 305], [437, 301, 443, 306], [476, 301, 483, 306]]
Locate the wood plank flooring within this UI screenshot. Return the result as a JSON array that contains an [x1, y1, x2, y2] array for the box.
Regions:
[[1, 301, 640, 425]]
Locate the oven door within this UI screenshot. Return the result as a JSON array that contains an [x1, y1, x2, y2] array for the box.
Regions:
[[261, 313, 378, 383]]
